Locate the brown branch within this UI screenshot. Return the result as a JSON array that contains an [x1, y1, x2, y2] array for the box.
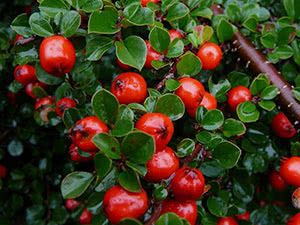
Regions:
[[211, 4, 300, 130]]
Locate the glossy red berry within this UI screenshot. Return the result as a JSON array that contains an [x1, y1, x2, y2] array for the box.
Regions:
[[292, 188, 300, 209], [217, 217, 238, 225], [79, 207, 93, 224], [35, 96, 56, 110], [65, 198, 82, 211], [187, 91, 217, 118], [103, 185, 148, 224], [141, 0, 159, 7], [280, 157, 300, 187], [14, 65, 36, 85], [287, 213, 300, 225], [145, 146, 179, 182], [69, 116, 108, 152], [235, 211, 250, 221], [175, 77, 205, 110], [14, 34, 24, 45], [55, 97, 77, 117], [197, 43, 222, 70], [68, 144, 95, 162], [0, 165, 7, 179], [160, 199, 197, 225], [144, 40, 162, 69], [40, 35, 76, 77], [227, 86, 252, 111], [136, 113, 174, 151], [117, 58, 131, 70], [111, 72, 148, 104], [25, 82, 47, 99], [269, 170, 287, 191], [271, 113, 296, 139], [169, 30, 183, 42], [171, 167, 205, 201]]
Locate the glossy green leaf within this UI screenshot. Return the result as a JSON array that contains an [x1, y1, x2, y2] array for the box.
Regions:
[[260, 33, 276, 49], [177, 52, 202, 76], [144, 96, 157, 113], [207, 197, 227, 217], [274, 45, 294, 59], [118, 170, 141, 192], [155, 213, 184, 225], [165, 79, 181, 91], [166, 3, 189, 22], [124, 0, 154, 25], [237, 101, 260, 123], [32, 86, 48, 99], [258, 100, 276, 111], [94, 152, 112, 178], [128, 103, 148, 114], [228, 71, 250, 88], [120, 218, 143, 225], [242, 17, 258, 32], [293, 87, 300, 101], [39, 0, 70, 18], [125, 161, 147, 176], [278, 25, 296, 46], [223, 119, 246, 137], [63, 107, 82, 129], [166, 38, 184, 58], [284, 0, 300, 21], [212, 141, 241, 169], [95, 167, 119, 192], [149, 27, 170, 53], [201, 109, 224, 131], [260, 85, 278, 100], [176, 138, 195, 158], [217, 19, 234, 43], [208, 78, 231, 99], [86, 36, 113, 61], [81, 0, 103, 12], [233, 178, 254, 203], [199, 160, 226, 178], [29, 13, 54, 37], [153, 185, 168, 200], [249, 77, 268, 95], [35, 63, 64, 85], [191, 8, 213, 20], [195, 106, 208, 123], [60, 11, 81, 37], [225, 4, 241, 23], [151, 60, 170, 70], [92, 133, 121, 159], [11, 14, 33, 37], [111, 119, 134, 137]]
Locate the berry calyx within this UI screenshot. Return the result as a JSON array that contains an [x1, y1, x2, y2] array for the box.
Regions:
[[55, 97, 77, 117], [0, 165, 7, 179], [65, 198, 82, 211], [40, 35, 76, 77], [227, 86, 252, 111], [160, 199, 197, 225], [145, 146, 179, 183], [280, 157, 300, 187], [187, 91, 217, 118], [144, 40, 162, 69], [269, 170, 287, 191], [235, 211, 250, 221], [68, 144, 95, 162], [217, 217, 238, 225], [197, 43, 222, 70], [14, 64, 36, 85], [117, 58, 131, 70], [103, 185, 148, 224], [171, 167, 205, 201], [286, 213, 300, 225], [136, 113, 174, 151], [141, 0, 159, 7], [111, 72, 148, 104], [79, 207, 93, 224], [69, 116, 108, 152], [271, 113, 296, 139], [25, 82, 47, 99]]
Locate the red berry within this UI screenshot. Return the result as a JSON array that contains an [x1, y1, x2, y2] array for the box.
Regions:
[[271, 113, 296, 139], [227, 86, 252, 111], [7, 91, 16, 105], [25, 82, 47, 99], [14, 34, 24, 45], [40, 35, 76, 77], [235, 211, 250, 221], [14, 65, 37, 85], [187, 91, 217, 118], [280, 157, 300, 186], [144, 40, 162, 69], [117, 58, 131, 70], [273, 201, 284, 206], [175, 77, 205, 110], [0, 165, 7, 179], [292, 188, 300, 209], [145, 146, 179, 182], [103, 185, 148, 224], [55, 97, 77, 117], [141, 0, 159, 7], [217, 217, 238, 225], [136, 113, 174, 151], [171, 167, 205, 201], [68, 144, 95, 162], [169, 30, 183, 42], [35, 96, 56, 110], [269, 170, 287, 191], [160, 199, 197, 225], [65, 198, 82, 211], [79, 207, 93, 224], [111, 72, 148, 104], [197, 43, 222, 70], [287, 213, 300, 225], [69, 116, 108, 152]]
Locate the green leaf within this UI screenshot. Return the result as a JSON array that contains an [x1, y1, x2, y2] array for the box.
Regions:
[[8, 139, 23, 157], [144, 96, 157, 113], [176, 138, 195, 158], [242, 17, 258, 32], [177, 52, 202, 76], [284, 0, 300, 21], [237, 101, 260, 123], [86, 36, 113, 61], [125, 161, 147, 176], [249, 77, 268, 95], [228, 71, 250, 88], [128, 103, 148, 114], [195, 106, 208, 123], [95, 167, 119, 192], [282, 61, 298, 82], [154, 94, 185, 121], [60, 11, 81, 37], [32, 86, 48, 99], [166, 3, 189, 22], [278, 26, 296, 46], [94, 152, 112, 178], [207, 197, 227, 217], [35, 63, 64, 85], [39, 0, 70, 18], [149, 27, 170, 53], [233, 178, 254, 203], [190, 8, 213, 20], [62, 107, 82, 129], [225, 4, 241, 23], [153, 185, 168, 200], [88, 7, 120, 34], [258, 100, 276, 111], [274, 45, 294, 60], [217, 19, 234, 43], [124, 1, 154, 26], [260, 33, 276, 49], [260, 85, 278, 100], [29, 13, 54, 37], [199, 160, 225, 178], [293, 87, 300, 101], [92, 133, 121, 159], [151, 60, 171, 70], [208, 78, 231, 99], [111, 119, 134, 137], [223, 119, 246, 137], [121, 130, 155, 164], [92, 88, 119, 125], [155, 213, 183, 225], [81, 0, 103, 12], [165, 79, 181, 91], [11, 13, 33, 37], [212, 141, 241, 169], [201, 109, 224, 131], [118, 170, 141, 192], [120, 218, 143, 225], [243, 153, 267, 174], [166, 38, 184, 58], [115, 36, 147, 71], [61, 172, 95, 199], [8, 80, 23, 94]]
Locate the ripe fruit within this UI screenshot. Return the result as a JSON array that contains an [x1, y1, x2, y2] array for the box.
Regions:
[[103, 185, 148, 224], [197, 43, 222, 70], [171, 167, 205, 201], [117, 58, 131, 70], [40, 35, 76, 77], [235, 211, 250, 221], [68, 144, 95, 162], [271, 113, 296, 139], [55, 97, 77, 117], [187, 91, 217, 118], [111, 72, 147, 104], [69, 116, 108, 152], [35, 96, 56, 110], [169, 30, 183, 42], [227, 86, 252, 111], [160, 199, 197, 225], [14, 64, 36, 85], [292, 188, 300, 209], [287, 213, 300, 225], [217, 217, 238, 225], [141, 0, 159, 7], [144, 40, 162, 69], [280, 157, 300, 186], [136, 113, 174, 151], [65, 198, 82, 211], [0, 165, 7, 179], [145, 146, 179, 182], [79, 207, 93, 224], [269, 170, 287, 191], [175, 77, 205, 110], [25, 82, 47, 99], [14, 34, 23, 45]]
